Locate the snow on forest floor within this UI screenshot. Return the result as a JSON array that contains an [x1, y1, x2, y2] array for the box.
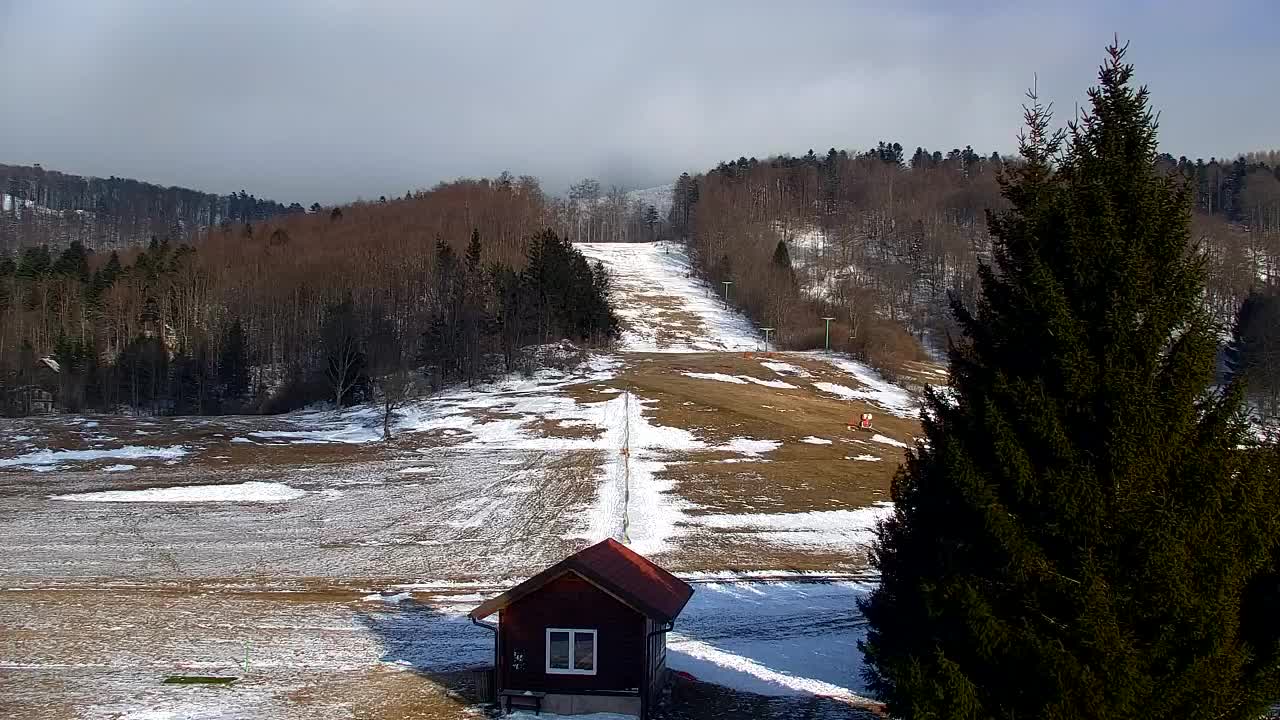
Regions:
[[0, 241, 935, 719]]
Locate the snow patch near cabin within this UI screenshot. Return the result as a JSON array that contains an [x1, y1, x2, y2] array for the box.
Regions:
[[52, 481, 306, 503], [800, 436, 832, 445], [692, 503, 893, 550], [362, 579, 883, 708], [668, 580, 879, 703]]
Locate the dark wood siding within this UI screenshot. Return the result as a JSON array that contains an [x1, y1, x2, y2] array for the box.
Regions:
[[499, 571, 645, 693], [644, 617, 669, 709]]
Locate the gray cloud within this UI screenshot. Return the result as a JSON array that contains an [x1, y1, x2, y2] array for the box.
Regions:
[[2, 0, 1275, 204]]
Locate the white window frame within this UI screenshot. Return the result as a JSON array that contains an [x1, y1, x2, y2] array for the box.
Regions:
[[545, 628, 597, 676]]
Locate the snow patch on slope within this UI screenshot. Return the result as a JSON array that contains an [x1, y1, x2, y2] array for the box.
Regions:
[[825, 356, 918, 418], [683, 372, 795, 389], [870, 434, 909, 449], [760, 360, 812, 378], [53, 481, 306, 503], [691, 503, 893, 550], [716, 438, 781, 456], [0, 445, 189, 470]]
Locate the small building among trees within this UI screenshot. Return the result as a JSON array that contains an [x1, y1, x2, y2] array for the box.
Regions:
[[5, 385, 54, 415], [469, 539, 693, 718]]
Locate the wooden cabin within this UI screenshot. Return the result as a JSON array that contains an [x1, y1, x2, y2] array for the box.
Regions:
[[470, 538, 693, 718], [5, 385, 54, 415]]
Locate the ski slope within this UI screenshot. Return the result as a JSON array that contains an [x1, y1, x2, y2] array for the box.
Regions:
[[1, 238, 925, 719], [576, 241, 761, 352]]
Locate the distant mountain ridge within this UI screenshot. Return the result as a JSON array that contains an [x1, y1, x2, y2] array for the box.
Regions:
[[625, 183, 674, 218], [0, 163, 301, 253]]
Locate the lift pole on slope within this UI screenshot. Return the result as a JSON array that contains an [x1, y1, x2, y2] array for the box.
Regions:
[[721, 280, 733, 308], [761, 327, 775, 352], [821, 317, 836, 351]]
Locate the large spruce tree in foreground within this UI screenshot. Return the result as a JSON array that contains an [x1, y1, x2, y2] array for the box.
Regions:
[[859, 43, 1280, 719]]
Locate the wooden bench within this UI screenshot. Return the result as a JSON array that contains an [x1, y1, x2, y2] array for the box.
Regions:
[[499, 690, 546, 715]]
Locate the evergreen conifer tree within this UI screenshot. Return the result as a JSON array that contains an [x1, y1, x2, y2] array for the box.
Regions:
[[859, 42, 1280, 719], [218, 318, 250, 405], [1226, 283, 1280, 421]]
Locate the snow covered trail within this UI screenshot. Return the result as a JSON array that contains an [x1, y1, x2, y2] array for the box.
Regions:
[[575, 241, 761, 352], [578, 391, 703, 556]]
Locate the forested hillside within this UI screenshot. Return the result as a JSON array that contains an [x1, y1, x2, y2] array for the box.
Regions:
[[670, 145, 1280, 377], [6, 146, 1279, 417], [0, 176, 617, 415], [0, 163, 303, 252]]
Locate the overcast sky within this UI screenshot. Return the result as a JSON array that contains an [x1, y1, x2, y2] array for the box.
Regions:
[[2, 0, 1275, 205]]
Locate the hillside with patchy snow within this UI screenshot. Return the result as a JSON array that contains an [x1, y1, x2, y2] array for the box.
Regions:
[[0, 236, 930, 719]]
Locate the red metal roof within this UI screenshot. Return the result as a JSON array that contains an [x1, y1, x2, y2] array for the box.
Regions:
[[470, 538, 694, 623]]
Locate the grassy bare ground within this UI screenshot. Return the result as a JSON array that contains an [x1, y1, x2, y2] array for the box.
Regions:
[[0, 587, 483, 720], [566, 351, 922, 573]]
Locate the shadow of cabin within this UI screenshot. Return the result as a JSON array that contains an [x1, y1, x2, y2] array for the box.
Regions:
[[354, 597, 495, 708]]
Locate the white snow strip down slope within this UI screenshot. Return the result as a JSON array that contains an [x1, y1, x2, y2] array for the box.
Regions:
[[575, 241, 760, 352], [53, 481, 306, 503], [579, 392, 703, 556]]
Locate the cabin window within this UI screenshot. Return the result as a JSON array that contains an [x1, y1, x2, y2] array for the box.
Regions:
[[546, 628, 596, 675]]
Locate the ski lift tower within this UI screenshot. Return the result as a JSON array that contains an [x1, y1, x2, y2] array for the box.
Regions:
[[760, 327, 775, 353], [720, 281, 733, 308], [821, 317, 836, 351]]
